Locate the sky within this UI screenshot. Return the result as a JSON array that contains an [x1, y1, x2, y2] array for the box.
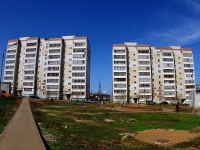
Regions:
[[0, 0, 200, 94]]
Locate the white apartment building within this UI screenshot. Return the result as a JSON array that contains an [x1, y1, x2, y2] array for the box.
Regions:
[[4, 36, 90, 100], [112, 42, 195, 104]]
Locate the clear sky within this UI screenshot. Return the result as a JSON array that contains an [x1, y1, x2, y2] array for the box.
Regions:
[[0, 0, 200, 94]]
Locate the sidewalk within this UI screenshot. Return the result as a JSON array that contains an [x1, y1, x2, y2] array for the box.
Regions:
[[0, 98, 46, 150]]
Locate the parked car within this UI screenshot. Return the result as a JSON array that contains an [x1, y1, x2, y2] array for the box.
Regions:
[[146, 101, 157, 105], [172, 100, 180, 105], [183, 100, 190, 105], [159, 101, 168, 105], [88, 99, 98, 102], [29, 95, 39, 99]]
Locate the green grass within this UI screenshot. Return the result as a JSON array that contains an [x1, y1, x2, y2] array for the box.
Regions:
[[0, 96, 13, 106], [30, 100, 200, 150], [0, 98, 20, 133]]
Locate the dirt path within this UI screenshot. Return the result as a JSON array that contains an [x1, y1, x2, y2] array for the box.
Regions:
[[134, 129, 200, 147]]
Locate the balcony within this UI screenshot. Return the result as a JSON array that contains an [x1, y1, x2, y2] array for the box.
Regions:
[[7, 50, 16, 53], [138, 50, 149, 54], [113, 50, 125, 54], [4, 76, 13, 80], [26, 48, 36, 53], [183, 53, 192, 57], [47, 85, 59, 89], [163, 69, 174, 74], [5, 71, 13, 75], [48, 67, 59, 71], [164, 91, 175, 96], [73, 60, 85, 65], [23, 82, 34, 87], [6, 60, 15, 64], [114, 72, 126, 76], [48, 55, 60, 59], [163, 58, 174, 62], [47, 73, 59, 77], [185, 85, 195, 90], [7, 44, 17, 49], [72, 66, 85, 71], [164, 86, 175, 90], [138, 55, 149, 59], [5, 66, 14, 70], [73, 48, 86, 53], [185, 80, 195, 85], [25, 59, 35, 63], [114, 78, 126, 82], [139, 89, 151, 95], [113, 61, 126, 65], [72, 73, 85, 77], [114, 55, 126, 59], [48, 61, 60, 65], [164, 80, 175, 84], [114, 84, 126, 88], [49, 49, 60, 53], [27, 43, 37, 47], [72, 85, 85, 90], [47, 79, 59, 83], [72, 79, 85, 84], [73, 54, 86, 59], [24, 65, 35, 70], [184, 69, 194, 73], [183, 58, 193, 62], [139, 78, 151, 83], [24, 71, 34, 75], [139, 84, 151, 88], [163, 64, 174, 68], [184, 64, 194, 68], [114, 90, 126, 94], [138, 61, 150, 66], [164, 75, 174, 79], [139, 72, 150, 76], [23, 76, 34, 81], [6, 55, 15, 59], [25, 54, 36, 58], [162, 53, 172, 57], [114, 66, 126, 70], [73, 42, 86, 47]]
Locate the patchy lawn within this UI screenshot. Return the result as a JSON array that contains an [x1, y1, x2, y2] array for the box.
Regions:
[[30, 100, 200, 150]]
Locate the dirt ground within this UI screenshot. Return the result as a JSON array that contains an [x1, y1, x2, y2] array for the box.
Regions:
[[134, 129, 200, 147]]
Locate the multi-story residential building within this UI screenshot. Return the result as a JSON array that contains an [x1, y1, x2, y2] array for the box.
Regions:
[[112, 42, 195, 104], [4, 36, 90, 100]]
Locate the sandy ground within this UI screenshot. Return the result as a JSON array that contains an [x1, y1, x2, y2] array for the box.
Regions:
[[134, 129, 200, 147]]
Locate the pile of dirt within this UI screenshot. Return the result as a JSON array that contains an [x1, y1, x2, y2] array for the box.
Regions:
[[134, 129, 200, 147]]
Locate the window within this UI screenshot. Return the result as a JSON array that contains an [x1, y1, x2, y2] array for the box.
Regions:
[[44, 68, 47, 71], [133, 59, 136, 61], [43, 80, 46, 83], [157, 54, 160, 57], [44, 74, 46, 77], [133, 70, 136, 72], [45, 57, 47, 60], [158, 70, 161, 73], [134, 81, 136, 83], [134, 76, 136, 78], [180, 83, 182, 85], [44, 62, 47, 65], [68, 83, 71, 85], [158, 59, 160, 62], [134, 87, 136, 89]]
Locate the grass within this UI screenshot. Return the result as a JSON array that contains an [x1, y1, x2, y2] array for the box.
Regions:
[[30, 100, 200, 150], [0, 96, 13, 107], [0, 98, 21, 134]]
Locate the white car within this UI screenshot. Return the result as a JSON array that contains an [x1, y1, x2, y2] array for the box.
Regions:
[[183, 100, 190, 105]]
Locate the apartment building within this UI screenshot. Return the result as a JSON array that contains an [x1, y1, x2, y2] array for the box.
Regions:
[[4, 36, 90, 100], [112, 42, 195, 104]]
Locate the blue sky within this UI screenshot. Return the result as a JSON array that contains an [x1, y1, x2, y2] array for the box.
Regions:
[[0, 0, 200, 94]]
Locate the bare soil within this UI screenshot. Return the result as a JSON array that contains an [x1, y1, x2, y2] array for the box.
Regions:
[[134, 129, 200, 147]]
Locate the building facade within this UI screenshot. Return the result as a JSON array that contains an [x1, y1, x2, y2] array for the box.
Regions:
[[4, 36, 90, 100], [112, 42, 195, 104]]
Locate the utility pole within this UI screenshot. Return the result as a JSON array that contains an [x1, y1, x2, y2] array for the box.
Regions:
[[192, 67, 195, 114], [98, 81, 101, 95]]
